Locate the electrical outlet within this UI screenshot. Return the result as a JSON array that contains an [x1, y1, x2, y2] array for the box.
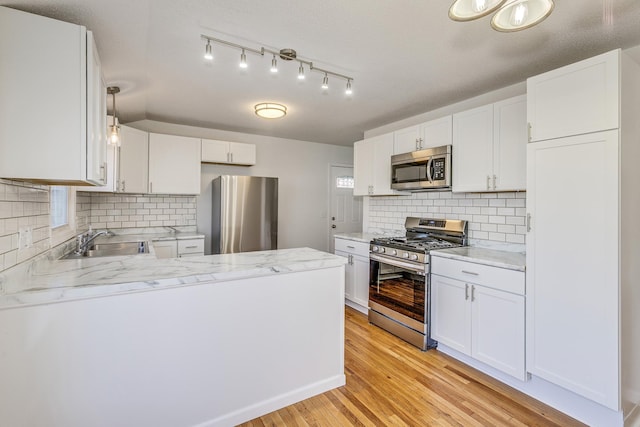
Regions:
[[25, 227, 33, 248], [18, 227, 34, 249]]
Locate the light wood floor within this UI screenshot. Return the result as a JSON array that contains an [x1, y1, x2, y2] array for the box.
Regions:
[[240, 307, 585, 426]]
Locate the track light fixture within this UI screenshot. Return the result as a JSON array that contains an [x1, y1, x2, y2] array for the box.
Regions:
[[201, 34, 354, 95], [449, 0, 554, 31]]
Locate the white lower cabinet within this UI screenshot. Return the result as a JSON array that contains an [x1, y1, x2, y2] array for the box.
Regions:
[[177, 238, 205, 257], [334, 238, 369, 313], [431, 255, 526, 380], [152, 240, 177, 259]]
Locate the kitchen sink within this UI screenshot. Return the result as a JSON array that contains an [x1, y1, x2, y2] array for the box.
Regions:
[[62, 241, 149, 259]]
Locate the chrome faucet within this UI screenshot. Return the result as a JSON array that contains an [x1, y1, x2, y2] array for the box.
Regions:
[[74, 229, 115, 255]]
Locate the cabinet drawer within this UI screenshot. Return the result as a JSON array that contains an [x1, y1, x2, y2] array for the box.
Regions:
[[334, 238, 369, 258], [177, 239, 205, 255], [431, 256, 524, 295]]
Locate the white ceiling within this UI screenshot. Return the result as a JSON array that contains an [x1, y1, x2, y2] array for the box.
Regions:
[[3, 0, 640, 146]]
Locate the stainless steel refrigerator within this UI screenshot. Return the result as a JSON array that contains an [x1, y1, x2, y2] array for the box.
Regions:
[[211, 175, 278, 254]]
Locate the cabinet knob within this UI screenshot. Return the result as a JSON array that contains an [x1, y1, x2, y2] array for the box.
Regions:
[[331, 224, 337, 229]]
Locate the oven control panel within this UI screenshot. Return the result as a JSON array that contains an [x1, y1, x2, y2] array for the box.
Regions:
[[370, 244, 426, 264]]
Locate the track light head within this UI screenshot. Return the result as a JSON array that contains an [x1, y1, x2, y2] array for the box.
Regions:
[[298, 63, 305, 80], [239, 49, 248, 69], [270, 55, 278, 73], [322, 73, 329, 90], [345, 80, 353, 96], [204, 40, 213, 61]]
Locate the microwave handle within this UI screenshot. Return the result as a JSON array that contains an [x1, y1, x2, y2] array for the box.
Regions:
[[426, 157, 433, 183]]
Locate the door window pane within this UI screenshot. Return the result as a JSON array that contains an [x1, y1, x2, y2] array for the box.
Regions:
[[336, 176, 354, 189]]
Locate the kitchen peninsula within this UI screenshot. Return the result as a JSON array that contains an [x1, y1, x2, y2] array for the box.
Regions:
[[0, 246, 346, 427]]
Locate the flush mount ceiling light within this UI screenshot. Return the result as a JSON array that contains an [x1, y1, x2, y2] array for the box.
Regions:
[[254, 103, 287, 119], [201, 34, 354, 96], [449, 0, 554, 31], [106, 86, 121, 146]]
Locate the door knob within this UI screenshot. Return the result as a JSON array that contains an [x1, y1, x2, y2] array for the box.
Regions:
[[331, 225, 337, 229], [331, 216, 335, 220]]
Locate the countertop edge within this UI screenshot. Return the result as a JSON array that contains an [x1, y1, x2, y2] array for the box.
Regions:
[[430, 247, 526, 272]]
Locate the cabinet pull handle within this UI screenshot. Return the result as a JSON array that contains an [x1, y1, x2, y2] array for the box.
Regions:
[[184, 245, 198, 249], [461, 270, 479, 276], [527, 213, 532, 232], [416, 139, 420, 150], [149, 182, 153, 193], [486, 175, 490, 190], [528, 122, 532, 142], [347, 245, 355, 249], [471, 285, 475, 302], [121, 180, 126, 192], [465, 283, 469, 300], [230, 152, 234, 163], [493, 174, 497, 190]]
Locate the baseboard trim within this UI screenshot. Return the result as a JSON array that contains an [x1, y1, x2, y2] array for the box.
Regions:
[[197, 374, 346, 427]]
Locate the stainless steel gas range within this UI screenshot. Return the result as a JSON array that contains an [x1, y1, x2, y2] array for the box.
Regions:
[[368, 217, 468, 350]]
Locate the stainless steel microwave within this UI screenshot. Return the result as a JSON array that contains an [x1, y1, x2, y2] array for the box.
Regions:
[[390, 145, 452, 191]]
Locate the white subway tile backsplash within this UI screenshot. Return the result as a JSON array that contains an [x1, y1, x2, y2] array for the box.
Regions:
[[366, 191, 527, 249], [80, 192, 198, 230]]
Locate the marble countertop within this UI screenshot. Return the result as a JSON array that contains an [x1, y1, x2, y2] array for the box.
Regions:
[[334, 232, 398, 244], [430, 247, 526, 272], [0, 247, 346, 310], [102, 231, 204, 243]]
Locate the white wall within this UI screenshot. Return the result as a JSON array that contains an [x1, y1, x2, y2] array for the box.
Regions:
[[127, 120, 354, 254], [364, 82, 526, 139]]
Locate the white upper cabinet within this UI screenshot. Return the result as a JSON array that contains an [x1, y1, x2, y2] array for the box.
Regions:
[[493, 96, 527, 191], [527, 49, 619, 142], [393, 116, 452, 154], [86, 32, 107, 185], [201, 139, 256, 166], [354, 133, 407, 196], [0, 6, 106, 185], [118, 126, 149, 194], [452, 95, 526, 192], [452, 104, 494, 192], [148, 134, 201, 195]]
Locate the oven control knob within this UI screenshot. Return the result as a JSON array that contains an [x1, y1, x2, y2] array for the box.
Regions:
[[402, 252, 409, 259], [371, 246, 379, 252], [378, 247, 385, 253], [410, 254, 419, 261], [390, 249, 397, 256]]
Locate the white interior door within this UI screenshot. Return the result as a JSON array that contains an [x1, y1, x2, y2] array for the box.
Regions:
[[329, 165, 363, 253]]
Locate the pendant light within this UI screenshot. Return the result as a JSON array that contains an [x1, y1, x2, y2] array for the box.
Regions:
[[106, 87, 121, 147], [491, 0, 554, 32]]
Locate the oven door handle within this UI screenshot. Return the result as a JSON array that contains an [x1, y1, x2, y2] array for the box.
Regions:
[[370, 253, 426, 275]]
